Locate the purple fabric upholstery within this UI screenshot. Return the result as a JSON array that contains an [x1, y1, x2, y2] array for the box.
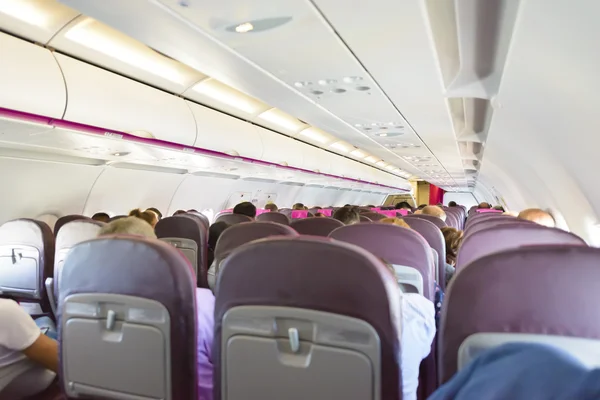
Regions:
[[214, 236, 400, 400], [290, 217, 345, 237], [402, 218, 447, 290], [155, 215, 209, 288], [187, 211, 210, 229], [404, 214, 447, 229], [215, 213, 253, 225], [456, 224, 586, 269], [215, 222, 298, 266], [360, 212, 387, 221], [58, 236, 197, 399], [466, 218, 532, 236], [465, 212, 503, 229], [444, 212, 460, 229], [54, 215, 87, 236], [0, 219, 55, 312], [256, 212, 290, 225], [440, 245, 600, 383], [330, 223, 435, 299]]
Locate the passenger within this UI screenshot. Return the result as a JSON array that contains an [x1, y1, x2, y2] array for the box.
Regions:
[[421, 205, 447, 222], [97, 216, 214, 400], [264, 203, 278, 212], [503, 210, 519, 217], [517, 208, 556, 228], [207, 221, 230, 267], [382, 261, 436, 400], [292, 203, 305, 210], [493, 205, 505, 212], [232, 202, 257, 219], [128, 208, 158, 228], [91, 212, 110, 223], [418, 204, 427, 210], [332, 206, 360, 225], [477, 202, 491, 209], [99, 216, 157, 238], [448, 201, 458, 207], [395, 201, 412, 210], [380, 217, 411, 228], [173, 210, 187, 216], [0, 299, 59, 398], [429, 342, 600, 400], [314, 212, 326, 218], [440, 227, 464, 287], [145, 207, 163, 221]]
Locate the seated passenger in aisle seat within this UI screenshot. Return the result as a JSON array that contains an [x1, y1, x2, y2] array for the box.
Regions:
[[477, 202, 491, 209], [518, 208, 556, 228], [332, 206, 360, 225], [233, 202, 257, 219], [91, 212, 110, 223], [380, 217, 411, 228], [97, 216, 215, 400], [129, 208, 159, 228], [292, 203, 305, 210], [146, 207, 163, 221], [421, 205, 447, 222], [448, 201, 458, 207], [395, 201, 412, 210], [429, 342, 600, 400], [0, 299, 59, 398], [440, 227, 464, 287], [382, 262, 436, 400], [264, 203, 278, 212]]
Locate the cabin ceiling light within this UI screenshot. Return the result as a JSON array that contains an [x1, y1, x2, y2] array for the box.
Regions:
[[350, 149, 367, 159], [192, 79, 263, 114], [258, 109, 305, 132], [65, 18, 189, 85], [299, 127, 332, 144], [376, 161, 387, 167], [330, 141, 352, 153], [365, 156, 379, 163], [0, 0, 50, 27], [234, 22, 254, 33], [385, 165, 395, 170]]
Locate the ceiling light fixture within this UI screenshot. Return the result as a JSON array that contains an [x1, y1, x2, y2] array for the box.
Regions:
[[318, 79, 336, 86], [234, 22, 254, 33], [294, 81, 311, 88], [377, 133, 388, 137], [258, 109, 306, 132], [365, 156, 379, 163], [65, 18, 189, 85], [330, 141, 352, 153], [0, 0, 50, 27], [299, 127, 332, 144], [192, 79, 264, 114], [376, 161, 387, 167], [385, 165, 395, 170], [350, 149, 367, 159]]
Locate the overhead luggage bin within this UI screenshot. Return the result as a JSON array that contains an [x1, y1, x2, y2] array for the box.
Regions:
[[255, 126, 304, 168]]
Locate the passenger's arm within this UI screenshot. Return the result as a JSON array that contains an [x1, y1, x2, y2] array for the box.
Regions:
[[21, 333, 59, 373]]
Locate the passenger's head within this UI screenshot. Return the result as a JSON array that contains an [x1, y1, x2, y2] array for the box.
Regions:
[[292, 203, 305, 210], [91, 212, 110, 223], [145, 207, 162, 221], [98, 216, 157, 239], [418, 204, 427, 210], [448, 201, 458, 207], [264, 203, 278, 212], [129, 208, 158, 227], [517, 208, 556, 228], [208, 221, 230, 250], [478, 202, 491, 209], [395, 201, 412, 210], [441, 227, 464, 266], [314, 212, 325, 218], [332, 206, 360, 225], [233, 201, 257, 218], [421, 205, 447, 221], [493, 205, 505, 212], [173, 210, 187, 216], [380, 217, 411, 229]]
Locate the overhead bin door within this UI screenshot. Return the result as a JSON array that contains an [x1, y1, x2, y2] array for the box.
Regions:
[[56, 53, 196, 146], [255, 126, 304, 168], [0, 33, 66, 118]]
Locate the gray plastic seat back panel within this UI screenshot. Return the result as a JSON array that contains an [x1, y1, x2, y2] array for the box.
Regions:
[[159, 238, 198, 276], [222, 306, 380, 400], [61, 293, 170, 399]]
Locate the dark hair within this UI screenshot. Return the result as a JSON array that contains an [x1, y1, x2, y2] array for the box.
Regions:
[[92, 212, 110, 223], [314, 213, 325, 217], [366, 205, 376, 208], [292, 203, 305, 210], [478, 202, 491, 209], [418, 204, 427, 210], [493, 205, 505, 212], [187, 209, 198, 212], [441, 227, 464, 266], [173, 210, 187, 216], [265, 203, 278, 212], [448, 201, 457, 207], [146, 207, 162, 220], [208, 221, 231, 250], [233, 202, 257, 218], [332, 206, 360, 225], [129, 208, 158, 227], [395, 201, 412, 210]]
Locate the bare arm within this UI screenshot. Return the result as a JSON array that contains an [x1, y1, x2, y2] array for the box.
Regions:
[[21, 333, 59, 373]]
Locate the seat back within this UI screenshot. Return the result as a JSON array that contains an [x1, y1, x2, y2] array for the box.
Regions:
[[0, 219, 54, 314], [359, 215, 372, 223], [215, 213, 253, 225], [465, 214, 515, 231], [457, 224, 586, 269], [256, 212, 290, 225], [330, 223, 435, 299], [465, 218, 531, 236], [403, 218, 447, 289], [444, 212, 460, 229], [186, 211, 210, 229], [214, 236, 401, 400], [54, 215, 87, 236], [155, 215, 209, 288], [290, 218, 345, 237], [441, 245, 600, 382], [58, 237, 197, 399], [404, 214, 447, 229]]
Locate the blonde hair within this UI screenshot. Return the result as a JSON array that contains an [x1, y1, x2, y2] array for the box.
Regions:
[[129, 208, 158, 227], [98, 216, 157, 239], [380, 217, 411, 229], [518, 208, 556, 228], [421, 205, 447, 221], [441, 227, 464, 266]]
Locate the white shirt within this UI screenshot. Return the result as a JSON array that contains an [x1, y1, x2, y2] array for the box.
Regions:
[[400, 293, 436, 400], [0, 299, 41, 369]]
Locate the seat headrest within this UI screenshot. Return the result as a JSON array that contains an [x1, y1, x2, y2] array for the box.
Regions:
[[290, 217, 344, 237], [215, 213, 253, 225], [256, 212, 290, 225], [54, 215, 87, 236]]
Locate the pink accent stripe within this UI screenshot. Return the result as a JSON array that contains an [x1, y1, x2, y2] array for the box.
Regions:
[[476, 209, 503, 213], [0, 107, 408, 192]]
